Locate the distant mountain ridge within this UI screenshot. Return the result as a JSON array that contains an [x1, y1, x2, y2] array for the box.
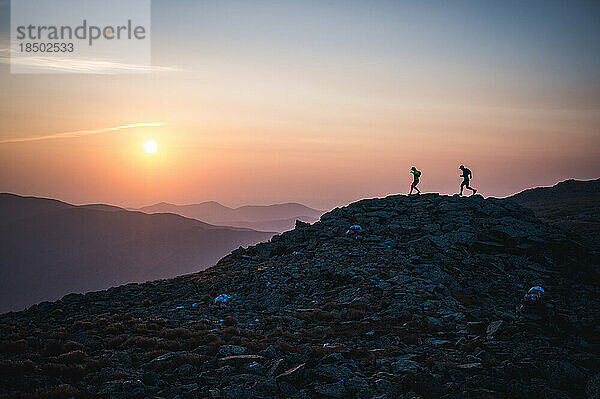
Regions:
[[136, 201, 324, 233], [0, 193, 273, 313], [4, 178, 597, 314], [508, 178, 600, 247], [0, 194, 127, 224]]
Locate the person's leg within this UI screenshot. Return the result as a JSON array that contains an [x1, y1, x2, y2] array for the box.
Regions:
[[410, 182, 415, 194], [464, 179, 475, 194], [415, 181, 421, 194], [460, 180, 466, 195]]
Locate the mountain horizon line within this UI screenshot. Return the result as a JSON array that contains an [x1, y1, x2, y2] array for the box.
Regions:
[[4, 176, 600, 219], [134, 200, 324, 213], [1, 177, 598, 313]]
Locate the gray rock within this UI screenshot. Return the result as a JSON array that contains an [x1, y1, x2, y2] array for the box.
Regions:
[[486, 320, 503, 337], [314, 380, 347, 398], [345, 375, 370, 394], [548, 361, 585, 389], [174, 363, 195, 377], [218, 355, 265, 366], [313, 364, 355, 382], [122, 380, 145, 398], [222, 384, 254, 399], [375, 379, 402, 396], [587, 373, 600, 399], [390, 359, 419, 374], [141, 371, 160, 386], [217, 345, 251, 357], [278, 380, 298, 397], [276, 363, 305, 384]]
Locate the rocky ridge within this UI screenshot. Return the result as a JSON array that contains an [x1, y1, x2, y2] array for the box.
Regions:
[[1, 193, 599, 398], [509, 178, 600, 248]]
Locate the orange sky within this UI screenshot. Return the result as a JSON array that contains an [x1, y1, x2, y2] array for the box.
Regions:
[[1, 1, 599, 210]]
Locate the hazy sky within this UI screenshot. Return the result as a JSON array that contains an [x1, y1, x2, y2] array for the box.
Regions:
[[1, 0, 599, 210]]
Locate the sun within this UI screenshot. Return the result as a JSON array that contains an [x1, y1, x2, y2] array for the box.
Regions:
[[144, 140, 158, 154]]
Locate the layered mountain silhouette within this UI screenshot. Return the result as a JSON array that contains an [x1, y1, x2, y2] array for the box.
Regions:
[[136, 201, 323, 233], [0, 194, 274, 313], [508, 178, 600, 247], [0, 192, 598, 398]]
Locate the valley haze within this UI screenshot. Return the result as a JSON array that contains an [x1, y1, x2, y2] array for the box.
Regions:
[[0, 194, 275, 313], [135, 201, 323, 233]]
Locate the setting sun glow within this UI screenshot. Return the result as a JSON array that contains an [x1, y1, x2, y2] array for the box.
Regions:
[[144, 140, 157, 154]]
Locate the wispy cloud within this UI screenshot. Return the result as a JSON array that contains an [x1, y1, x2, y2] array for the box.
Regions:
[[0, 48, 181, 73], [0, 122, 165, 144]]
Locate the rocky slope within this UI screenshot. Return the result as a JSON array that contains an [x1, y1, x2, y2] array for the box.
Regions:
[[1, 194, 599, 399], [508, 178, 600, 247]]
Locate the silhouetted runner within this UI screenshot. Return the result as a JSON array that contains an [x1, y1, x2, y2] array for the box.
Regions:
[[459, 165, 477, 196], [409, 166, 421, 195]]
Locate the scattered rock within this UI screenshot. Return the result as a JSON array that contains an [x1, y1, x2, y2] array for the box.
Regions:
[[548, 361, 585, 389], [313, 364, 355, 382], [0, 193, 598, 398], [390, 359, 419, 374], [314, 380, 346, 398], [587, 373, 600, 399], [486, 320, 503, 337], [276, 363, 305, 384], [122, 379, 145, 398], [218, 355, 264, 366], [217, 345, 250, 357]]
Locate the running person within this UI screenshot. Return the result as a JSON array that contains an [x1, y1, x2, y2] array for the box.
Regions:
[[459, 165, 477, 196], [409, 166, 421, 195]]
